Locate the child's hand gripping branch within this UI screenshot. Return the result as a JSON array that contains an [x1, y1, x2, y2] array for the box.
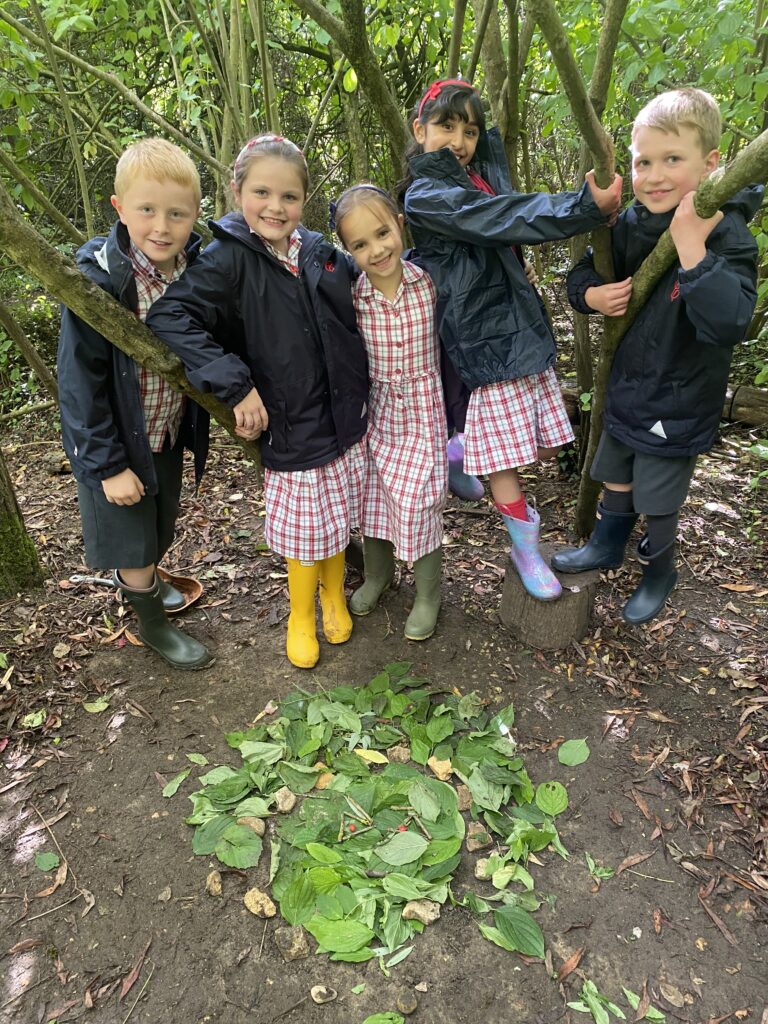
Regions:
[[585, 170, 624, 224], [233, 386, 269, 440], [585, 276, 633, 317], [669, 190, 724, 269]]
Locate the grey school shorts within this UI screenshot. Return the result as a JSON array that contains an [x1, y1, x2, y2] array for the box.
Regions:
[[77, 439, 184, 569], [590, 431, 697, 516]]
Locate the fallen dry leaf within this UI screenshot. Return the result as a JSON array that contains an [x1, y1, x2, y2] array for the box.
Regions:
[[8, 938, 43, 954], [427, 756, 452, 781], [34, 860, 67, 898], [616, 851, 656, 876], [557, 946, 585, 982], [120, 936, 152, 1001]]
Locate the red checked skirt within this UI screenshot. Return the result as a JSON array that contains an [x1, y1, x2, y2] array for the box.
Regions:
[[263, 441, 366, 562], [463, 367, 574, 475]]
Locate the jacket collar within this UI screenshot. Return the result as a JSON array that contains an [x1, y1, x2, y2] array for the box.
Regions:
[[209, 212, 327, 264], [82, 221, 201, 301], [408, 126, 512, 194]]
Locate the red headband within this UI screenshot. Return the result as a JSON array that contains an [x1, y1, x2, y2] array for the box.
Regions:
[[417, 79, 479, 118]]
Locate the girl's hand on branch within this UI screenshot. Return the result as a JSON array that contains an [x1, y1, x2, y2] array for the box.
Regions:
[[585, 170, 623, 224], [234, 386, 268, 440], [670, 190, 724, 269], [585, 278, 633, 317]]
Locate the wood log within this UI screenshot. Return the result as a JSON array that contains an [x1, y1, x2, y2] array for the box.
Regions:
[[499, 543, 600, 651], [561, 384, 768, 429]]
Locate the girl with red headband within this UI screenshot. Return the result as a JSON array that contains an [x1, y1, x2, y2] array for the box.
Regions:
[[401, 80, 622, 602], [147, 134, 369, 670]]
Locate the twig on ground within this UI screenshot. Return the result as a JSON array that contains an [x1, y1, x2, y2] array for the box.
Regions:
[[121, 960, 155, 1023]]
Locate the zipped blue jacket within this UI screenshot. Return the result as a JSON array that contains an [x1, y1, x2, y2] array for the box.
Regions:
[[404, 127, 608, 391]]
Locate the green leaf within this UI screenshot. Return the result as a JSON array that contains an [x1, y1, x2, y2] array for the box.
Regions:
[[494, 905, 545, 958], [558, 739, 590, 766], [457, 692, 484, 719], [342, 66, 358, 92], [362, 1016, 405, 1024], [477, 923, 518, 952], [306, 842, 343, 865], [585, 852, 614, 880], [535, 781, 568, 817], [35, 851, 60, 871], [426, 715, 454, 744], [280, 873, 316, 925], [278, 761, 320, 793], [306, 915, 374, 953], [186, 752, 209, 765], [234, 796, 273, 818], [464, 767, 504, 811], [382, 873, 448, 903], [240, 741, 285, 765], [83, 697, 109, 713], [215, 824, 263, 869], [351, 982, 366, 994], [407, 780, 440, 821], [21, 709, 46, 728], [192, 814, 233, 855], [374, 830, 429, 866], [622, 988, 666, 1022], [162, 768, 191, 797]]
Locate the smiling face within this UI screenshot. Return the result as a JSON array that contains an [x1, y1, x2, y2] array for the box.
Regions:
[[111, 175, 199, 275], [631, 124, 719, 213], [339, 201, 405, 294], [233, 155, 305, 254], [413, 104, 480, 167]]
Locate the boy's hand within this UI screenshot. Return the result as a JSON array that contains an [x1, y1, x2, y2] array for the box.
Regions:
[[670, 191, 724, 269], [585, 170, 623, 225], [234, 387, 268, 440], [102, 468, 145, 506], [523, 257, 539, 288], [585, 278, 633, 317]]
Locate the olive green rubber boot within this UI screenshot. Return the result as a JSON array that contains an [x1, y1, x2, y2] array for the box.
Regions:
[[115, 572, 213, 671], [404, 547, 442, 641], [349, 537, 395, 616]]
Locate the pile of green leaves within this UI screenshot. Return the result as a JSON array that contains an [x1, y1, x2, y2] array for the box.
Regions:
[[184, 662, 571, 965]]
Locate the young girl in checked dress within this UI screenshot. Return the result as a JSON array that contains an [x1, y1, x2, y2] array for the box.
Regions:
[[401, 80, 622, 600], [333, 186, 447, 640], [146, 135, 368, 669]]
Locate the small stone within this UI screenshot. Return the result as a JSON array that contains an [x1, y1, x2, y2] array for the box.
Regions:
[[474, 857, 490, 880], [427, 756, 452, 781], [388, 744, 411, 764], [414, 982, 428, 993], [397, 990, 418, 1015], [402, 899, 440, 925], [157, 885, 172, 902], [274, 926, 310, 962], [244, 887, 276, 918], [275, 786, 297, 813], [205, 870, 222, 897], [456, 784, 472, 811], [466, 821, 492, 852], [310, 986, 337, 1005], [236, 816, 266, 836]]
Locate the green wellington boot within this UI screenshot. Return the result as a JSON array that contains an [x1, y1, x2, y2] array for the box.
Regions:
[[349, 537, 395, 616], [115, 572, 213, 670], [404, 547, 442, 641]]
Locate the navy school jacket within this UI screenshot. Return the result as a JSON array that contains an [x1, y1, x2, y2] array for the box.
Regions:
[[57, 221, 209, 493], [145, 215, 369, 472], [567, 186, 762, 457], [404, 127, 608, 391]]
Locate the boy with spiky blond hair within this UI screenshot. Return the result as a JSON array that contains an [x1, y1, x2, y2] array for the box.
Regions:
[[58, 137, 212, 669], [554, 89, 762, 624]]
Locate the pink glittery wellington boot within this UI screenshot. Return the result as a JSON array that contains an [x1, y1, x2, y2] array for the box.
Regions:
[[447, 433, 485, 501], [502, 505, 562, 601]]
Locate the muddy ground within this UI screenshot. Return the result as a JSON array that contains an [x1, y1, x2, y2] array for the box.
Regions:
[[1, 424, 766, 1024]]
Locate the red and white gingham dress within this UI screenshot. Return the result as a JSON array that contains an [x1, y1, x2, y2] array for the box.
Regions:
[[462, 368, 575, 475], [353, 261, 447, 562], [260, 230, 366, 562]]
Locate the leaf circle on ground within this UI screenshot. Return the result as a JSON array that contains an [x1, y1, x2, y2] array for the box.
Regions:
[[558, 738, 590, 766]]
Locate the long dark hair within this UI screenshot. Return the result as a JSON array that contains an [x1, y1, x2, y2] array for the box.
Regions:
[[396, 82, 486, 206]]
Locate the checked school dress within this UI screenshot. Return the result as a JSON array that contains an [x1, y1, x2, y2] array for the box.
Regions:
[[260, 230, 366, 563], [352, 260, 447, 562], [460, 170, 574, 476]]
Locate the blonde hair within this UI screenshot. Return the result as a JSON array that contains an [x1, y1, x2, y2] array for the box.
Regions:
[[114, 137, 201, 205], [633, 88, 721, 154]]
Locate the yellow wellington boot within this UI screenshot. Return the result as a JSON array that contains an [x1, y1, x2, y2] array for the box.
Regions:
[[318, 551, 353, 644], [285, 559, 320, 668]]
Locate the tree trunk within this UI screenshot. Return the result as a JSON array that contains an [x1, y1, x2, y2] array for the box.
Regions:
[[0, 177, 259, 463], [0, 445, 43, 596]]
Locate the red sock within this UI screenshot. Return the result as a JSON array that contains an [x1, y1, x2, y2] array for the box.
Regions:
[[495, 496, 528, 521]]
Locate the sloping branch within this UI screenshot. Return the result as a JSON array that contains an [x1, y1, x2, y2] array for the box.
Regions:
[[0, 178, 258, 463], [0, 301, 59, 402]]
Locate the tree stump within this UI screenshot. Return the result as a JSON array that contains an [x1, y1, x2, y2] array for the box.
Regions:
[[499, 543, 600, 651]]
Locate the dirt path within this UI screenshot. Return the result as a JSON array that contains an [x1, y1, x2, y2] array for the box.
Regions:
[[1, 430, 766, 1024]]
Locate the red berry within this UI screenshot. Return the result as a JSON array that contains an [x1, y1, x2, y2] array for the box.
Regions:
[[398, 824, 407, 832], [348, 822, 356, 832]]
